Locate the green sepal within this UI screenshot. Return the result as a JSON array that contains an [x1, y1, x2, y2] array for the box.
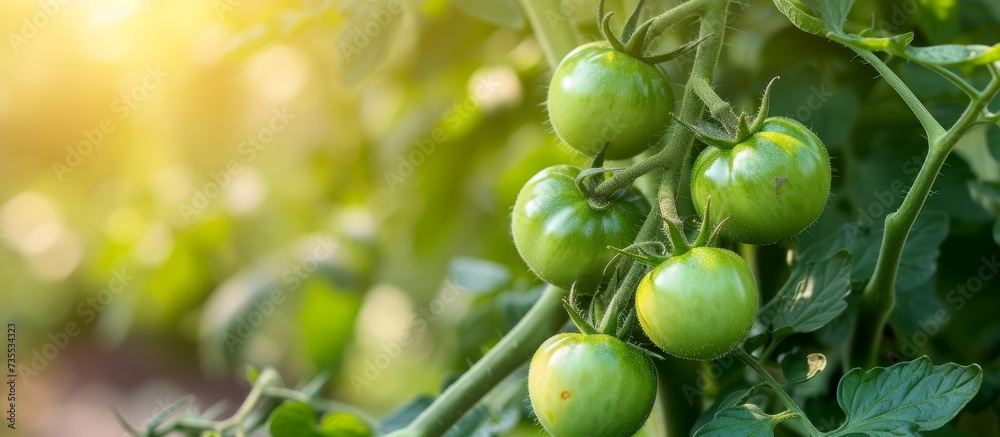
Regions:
[[607, 245, 662, 267], [664, 219, 691, 255], [670, 113, 740, 149], [615, 307, 638, 340], [563, 299, 598, 335], [691, 196, 731, 248], [639, 33, 711, 65], [600, 11, 627, 52], [620, 0, 647, 43], [746, 76, 779, 138]]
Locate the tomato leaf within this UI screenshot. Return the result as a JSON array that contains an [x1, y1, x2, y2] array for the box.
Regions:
[[799, 0, 852, 32], [969, 180, 1000, 215], [318, 413, 372, 437], [773, 0, 997, 69], [337, 0, 405, 84], [449, 257, 512, 294], [833, 32, 915, 55], [760, 251, 852, 336], [889, 280, 945, 339], [269, 402, 320, 437], [780, 350, 827, 385], [902, 44, 1000, 68], [379, 396, 434, 433], [827, 357, 982, 436], [995, 219, 1000, 247], [771, 0, 827, 36], [693, 404, 792, 436], [451, 0, 524, 29], [987, 125, 1000, 164], [853, 212, 950, 291]]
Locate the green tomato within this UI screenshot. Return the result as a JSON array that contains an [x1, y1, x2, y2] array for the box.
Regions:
[[636, 247, 758, 360], [528, 333, 657, 437], [690, 117, 831, 245], [548, 42, 674, 160], [512, 165, 649, 292]]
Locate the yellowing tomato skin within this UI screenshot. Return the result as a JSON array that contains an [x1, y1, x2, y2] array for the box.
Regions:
[[691, 117, 831, 245], [528, 333, 658, 437]]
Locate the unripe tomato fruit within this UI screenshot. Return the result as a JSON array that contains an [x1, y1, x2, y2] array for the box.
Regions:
[[512, 165, 649, 292], [547, 42, 674, 160], [636, 247, 758, 360], [690, 117, 831, 245], [528, 333, 657, 437]]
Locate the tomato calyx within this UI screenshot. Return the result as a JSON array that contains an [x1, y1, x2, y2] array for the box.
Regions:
[[574, 143, 630, 210], [597, 0, 709, 64], [674, 76, 781, 148], [607, 197, 729, 272]]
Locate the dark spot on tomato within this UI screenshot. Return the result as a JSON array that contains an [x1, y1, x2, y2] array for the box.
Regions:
[[774, 177, 789, 196], [560, 390, 571, 400]]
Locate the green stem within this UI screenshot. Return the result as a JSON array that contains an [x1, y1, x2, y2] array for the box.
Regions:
[[654, 0, 729, 227], [643, 0, 709, 52], [852, 68, 1000, 368], [758, 333, 786, 363], [734, 348, 821, 436], [598, 205, 662, 331], [848, 47, 946, 141], [156, 368, 282, 435], [517, 0, 580, 69], [597, 0, 730, 327], [394, 285, 569, 437], [591, 0, 718, 200], [692, 76, 739, 129]]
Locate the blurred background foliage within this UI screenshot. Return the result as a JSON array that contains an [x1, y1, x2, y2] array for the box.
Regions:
[[1, 0, 1000, 435]]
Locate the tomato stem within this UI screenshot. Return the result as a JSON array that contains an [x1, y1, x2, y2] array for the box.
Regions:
[[851, 53, 1000, 368], [846, 47, 946, 142], [734, 348, 822, 436], [391, 285, 569, 437]]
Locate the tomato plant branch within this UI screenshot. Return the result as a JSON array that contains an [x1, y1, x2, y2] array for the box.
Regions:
[[598, 205, 663, 333], [600, 0, 730, 319], [734, 348, 822, 436], [590, 0, 722, 201], [848, 47, 947, 142], [394, 285, 568, 437], [130, 369, 381, 436], [691, 76, 739, 129], [643, 0, 709, 52], [853, 66, 1000, 368], [145, 368, 283, 435], [655, 0, 729, 227]]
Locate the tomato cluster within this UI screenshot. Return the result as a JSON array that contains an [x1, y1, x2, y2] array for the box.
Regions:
[[515, 33, 830, 434]]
